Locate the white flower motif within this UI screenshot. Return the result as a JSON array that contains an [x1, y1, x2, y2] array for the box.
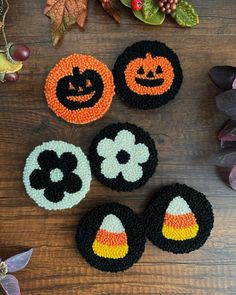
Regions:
[[97, 130, 150, 182]]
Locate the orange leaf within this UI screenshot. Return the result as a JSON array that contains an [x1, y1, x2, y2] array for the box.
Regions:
[[44, 0, 88, 46]]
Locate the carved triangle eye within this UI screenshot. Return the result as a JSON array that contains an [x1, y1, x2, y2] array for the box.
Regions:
[[156, 65, 163, 74], [69, 82, 75, 90], [86, 79, 92, 87], [137, 67, 144, 75]]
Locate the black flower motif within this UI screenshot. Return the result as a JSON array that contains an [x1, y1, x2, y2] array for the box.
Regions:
[[29, 150, 82, 203]]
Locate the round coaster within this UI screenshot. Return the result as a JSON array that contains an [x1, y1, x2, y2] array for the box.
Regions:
[[76, 202, 146, 272], [23, 140, 92, 210], [45, 54, 115, 124], [89, 122, 158, 192], [144, 184, 214, 254], [113, 40, 183, 110]]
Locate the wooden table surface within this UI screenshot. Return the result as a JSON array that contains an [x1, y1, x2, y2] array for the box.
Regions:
[[0, 1, 236, 294]]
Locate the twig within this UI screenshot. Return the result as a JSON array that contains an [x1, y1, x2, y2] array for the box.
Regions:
[[0, 0, 9, 46]]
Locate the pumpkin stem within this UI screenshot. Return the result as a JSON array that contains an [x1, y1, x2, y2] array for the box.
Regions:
[[72, 67, 80, 77], [145, 53, 153, 60]]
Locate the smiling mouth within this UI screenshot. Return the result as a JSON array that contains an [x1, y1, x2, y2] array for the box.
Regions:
[[67, 91, 96, 103], [135, 78, 164, 87]]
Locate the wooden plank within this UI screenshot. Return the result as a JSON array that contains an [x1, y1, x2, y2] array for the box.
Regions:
[[0, 0, 236, 294]]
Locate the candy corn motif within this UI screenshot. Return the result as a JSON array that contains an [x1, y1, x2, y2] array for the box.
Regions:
[[92, 214, 129, 259], [162, 196, 199, 241]]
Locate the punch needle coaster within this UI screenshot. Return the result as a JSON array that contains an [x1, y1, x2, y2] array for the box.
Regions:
[[23, 140, 92, 210], [76, 203, 146, 272], [89, 122, 158, 192], [45, 54, 115, 124], [113, 40, 183, 109], [144, 184, 214, 254]]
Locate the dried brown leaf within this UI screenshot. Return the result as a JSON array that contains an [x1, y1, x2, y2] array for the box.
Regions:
[[44, 0, 88, 46]]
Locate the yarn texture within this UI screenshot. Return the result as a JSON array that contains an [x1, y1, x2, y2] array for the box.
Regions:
[[89, 122, 158, 192], [144, 184, 214, 254], [76, 202, 146, 272], [113, 40, 183, 109], [45, 54, 115, 124], [23, 140, 92, 210]]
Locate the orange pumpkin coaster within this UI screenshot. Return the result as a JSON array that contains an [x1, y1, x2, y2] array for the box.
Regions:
[[113, 41, 183, 110], [45, 54, 115, 124]]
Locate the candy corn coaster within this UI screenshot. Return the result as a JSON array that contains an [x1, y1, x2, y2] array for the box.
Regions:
[[23, 140, 92, 210], [89, 122, 158, 192], [45, 54, 115, 124], [144, 184, 214, 254], [113, 40, 183, 110], [76, 203, 146, 272]]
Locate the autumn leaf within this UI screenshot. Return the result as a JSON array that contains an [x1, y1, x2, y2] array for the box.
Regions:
[[44, 0, 88, 46], [99, 0, 121, 23]]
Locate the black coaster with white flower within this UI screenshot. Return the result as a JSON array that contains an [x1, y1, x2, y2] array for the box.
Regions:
[[89, 122, 158, 192], [23, 140, 92, 210], [144, 184, 214, 254], [76, 202, 146, 272]]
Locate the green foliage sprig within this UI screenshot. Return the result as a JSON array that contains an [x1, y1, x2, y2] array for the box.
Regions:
[[120, 0, 199, 27]]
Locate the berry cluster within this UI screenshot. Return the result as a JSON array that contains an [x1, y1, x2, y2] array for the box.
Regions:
[[1, 43, 30, 82], [0, 1, 30, 83], [157, 0, 178, 14]]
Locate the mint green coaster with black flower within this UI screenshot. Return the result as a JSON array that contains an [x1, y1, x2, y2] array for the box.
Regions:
[[89, 122, 158, 192], [23, 140, 92, 210]]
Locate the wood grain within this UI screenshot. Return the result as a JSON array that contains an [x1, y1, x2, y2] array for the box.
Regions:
[[0, 1, 236, 294]]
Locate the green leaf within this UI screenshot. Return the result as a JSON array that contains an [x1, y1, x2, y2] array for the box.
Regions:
[[133, 0, 165, 25], [120, 0, 131, 8], [142, 0, 158, 20], [171, 0, 199, 27]]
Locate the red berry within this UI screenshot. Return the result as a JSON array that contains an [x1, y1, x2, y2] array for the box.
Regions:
[[4, 72, 19, 82], [131, 0, 143, 11], [10, 44, 30, 62]]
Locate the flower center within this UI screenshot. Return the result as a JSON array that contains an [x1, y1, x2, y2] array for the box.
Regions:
[[116, 150, 130, 164], [50, 168, 64, 182], [0, 261, 8, 280]]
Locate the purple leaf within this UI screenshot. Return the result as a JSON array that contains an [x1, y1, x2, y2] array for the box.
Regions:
[[218, 120, 236, 141], [229, 166, 236, 191], [220, 140, 236, 149], [5, 249, 33, 273], [209, 66, 236, 90], [1, 275, 21, 295], [215, 90, 236, 120], [210, 148, 236, 167], [233, 78, 236, 90]]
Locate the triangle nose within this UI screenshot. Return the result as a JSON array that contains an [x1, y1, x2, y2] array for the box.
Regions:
[[146, 70, 154, 78]]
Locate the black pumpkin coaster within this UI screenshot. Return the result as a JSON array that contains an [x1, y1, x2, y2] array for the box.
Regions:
[[76, 202, 146, 272], [89, 122, 158, 192], [113, 40, 183, 110], [23, 140, 92, 210], [144, 184, 214, 254]]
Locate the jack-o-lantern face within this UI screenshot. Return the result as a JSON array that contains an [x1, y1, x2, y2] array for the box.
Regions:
[[125, 53, 174, 96], [45, 54, 115, 124], [113, 41, 183, 110], [56, 67, 104, 110]]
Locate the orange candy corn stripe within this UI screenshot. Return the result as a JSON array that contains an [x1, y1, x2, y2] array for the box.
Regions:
[[95, 229, 127, 246], [164, 213, 197, 229]]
